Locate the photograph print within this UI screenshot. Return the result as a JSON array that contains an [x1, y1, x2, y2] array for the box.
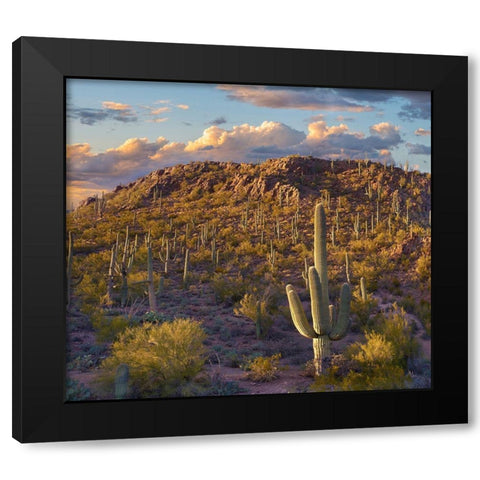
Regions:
[[66, 79, 431, 401]]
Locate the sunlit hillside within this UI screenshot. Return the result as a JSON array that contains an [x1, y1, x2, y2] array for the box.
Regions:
[[66, 156, 431, 400]]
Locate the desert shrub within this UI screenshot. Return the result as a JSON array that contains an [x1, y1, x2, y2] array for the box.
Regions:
[[347, 332, 395, 366], [67, 354, 99, 372], [141, 311, 170, 324], [77, 273, 107, 306], [224, 349, 241, 367], [377, 305, 420, 369], [101, 318, 207, 397], [415, 299, 431, 336], [311, 333, 412, 392], [234, 293, 273, 339], [351, 296, 378, 331], [337, 363, 410, 391], [416, 252, 431, 282], [352, 262, 378, 291], [377, 273, 402, 295], [65, 378, 93, 401], [212, 273, 246, 305], [398, 295, 416, 313], [311, 312, 418, 393], [206, 372, 243, 396], [90, 309, 130, 343], [245, 353, 281, 382]]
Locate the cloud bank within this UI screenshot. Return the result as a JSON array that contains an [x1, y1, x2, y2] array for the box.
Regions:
[[217, 85, 374, 112], [68, 100, 138, 125], [67, 118, 412, 205]]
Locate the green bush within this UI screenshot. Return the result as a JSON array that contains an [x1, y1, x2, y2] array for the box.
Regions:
[[415, 299, 431, 336], [234, 293, 273, 339], [101, 318, 207, 397], [77, 273, 107, 307], [311, 333, 412, 392], [90, 309, 130, 343], [65, 378, 93, 401], [311, 306, 420, 393], [348, 331, 394, 365], [245, 353, 281, 382], [377, 305, 420, 369], [212, 273, 246, 305]]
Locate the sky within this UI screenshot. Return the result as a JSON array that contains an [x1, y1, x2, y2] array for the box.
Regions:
[[66, 79, 431, 206]]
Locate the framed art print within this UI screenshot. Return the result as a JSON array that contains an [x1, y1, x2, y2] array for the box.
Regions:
[[13, 37, 468, 442]]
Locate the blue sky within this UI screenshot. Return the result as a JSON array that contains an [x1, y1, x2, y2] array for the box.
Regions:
[[66, 79, 431, 206]]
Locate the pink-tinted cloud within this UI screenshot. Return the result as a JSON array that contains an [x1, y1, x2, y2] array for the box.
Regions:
[[102, 101, 131, 111], [415, 127, 431, 136], [369, 122, 400, 139], [67, 119, 405, 204], [218, 85, 374, 112], [305, 121, 351, 142], [184, 121, 304, 154], [150, 106, 171, 115]]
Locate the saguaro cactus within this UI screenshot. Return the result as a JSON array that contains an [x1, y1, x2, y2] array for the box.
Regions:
[[360, 276, 367, 302], [183, 248, 190, 288], [117, 226, 138, 307], [158, 236, 178, 275], [115, 364, 129, 399], [286, 204, 351, 376], [145, 231, 157, 311], [66, 232, 83, 309], [106, 234, 119, 305]]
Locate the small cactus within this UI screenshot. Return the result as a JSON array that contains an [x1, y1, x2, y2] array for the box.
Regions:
[[115, 364, 129, 399], [267, 240, 277, 273], [301, 257, 309, 290], [66, 232, 83, 309], [145, 231, 157, 311], [360, 276, 367, 302], [183, 249, 190, 288], [159, 236, 178, 275]]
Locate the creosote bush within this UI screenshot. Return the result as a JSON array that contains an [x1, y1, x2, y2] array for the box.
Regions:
[[90, 309, 130, 343], [234, 292, 273, 339], [245, 353, 282, 382], [101, 318, 207, 398]]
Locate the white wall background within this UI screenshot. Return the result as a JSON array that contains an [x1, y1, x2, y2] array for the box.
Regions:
[[0, 1, 476, 479]]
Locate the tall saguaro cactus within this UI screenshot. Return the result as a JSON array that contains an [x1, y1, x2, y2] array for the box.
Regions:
[[117, 226, 138, 307], [286, 204, 351, 376], [145, 231, 157, 311], [66, 232, 83, 309]]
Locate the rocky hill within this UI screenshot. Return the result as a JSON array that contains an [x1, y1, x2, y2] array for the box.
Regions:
[[67, 156, 431, 400]]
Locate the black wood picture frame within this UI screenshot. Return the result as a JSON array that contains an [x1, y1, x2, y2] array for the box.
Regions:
[[12, 36, 468, 443]]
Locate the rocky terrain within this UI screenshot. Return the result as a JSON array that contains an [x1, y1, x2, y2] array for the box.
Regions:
[[66, 156, 431, 401]]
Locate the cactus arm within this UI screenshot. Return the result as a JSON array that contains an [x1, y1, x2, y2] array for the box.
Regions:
[[329, 283, 351, 340], [329, 304, 336, 329], [286, 284, 317, 339]]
